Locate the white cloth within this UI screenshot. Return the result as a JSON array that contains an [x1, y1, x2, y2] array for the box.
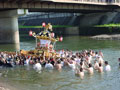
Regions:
[[88, 55, 92, 61], [61, 61, 64, 67], [45, 63, 54, 70], [25, 59, 30, 66], [74, 58, 80, 64], [61, 54, 65, 58], [105, 65, 111, 71], [68, 64, 76, 70], [59, 50, 64, 55], [40, 40, 51, 47], [33, 63, 42, 71]]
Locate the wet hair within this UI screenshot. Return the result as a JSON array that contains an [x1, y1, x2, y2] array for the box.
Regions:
[[118, 58, 120, 62], [95, 52, 98, 54], [37, 57, 40, 61], [60, 58, 63, 61], [80, 68, 83, 72], [35, 59, 39, 63], [87, 52, 90, 55], [71, 57, 74, 61], [99, 63, 102, 67], [105, 61, 108, 65], [81, 59, 84, 62], [50, 57, 53, 60], [51, 60, 55, 66], [43, 61, 46, 66], [80, 62, 83, 66], [48, 60, 50, 63], [89, 63, 92, 67], [57, 60, 61, 64], [67, 55, 70, 58], [74, 56, 76, 58]]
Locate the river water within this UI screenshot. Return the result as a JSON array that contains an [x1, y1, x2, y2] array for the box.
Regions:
[[0, 36, 120, 90]]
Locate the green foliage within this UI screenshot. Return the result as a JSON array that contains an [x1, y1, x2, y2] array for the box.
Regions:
[[95, 23, 120, 28], [19, 25, 73, 29], [95, 23, 120, 33]]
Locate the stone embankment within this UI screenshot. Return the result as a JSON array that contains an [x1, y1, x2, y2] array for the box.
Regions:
[[91, 34, 120, 40]]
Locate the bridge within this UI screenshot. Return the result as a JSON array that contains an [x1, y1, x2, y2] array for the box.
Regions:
[[0, 0, 120, 44], [0, 0, 120, 12]]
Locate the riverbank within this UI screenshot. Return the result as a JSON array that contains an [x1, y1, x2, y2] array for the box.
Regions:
[[91, 34, 120, 40], [0, 82, 17, 90], [0, 83, 10, 90]]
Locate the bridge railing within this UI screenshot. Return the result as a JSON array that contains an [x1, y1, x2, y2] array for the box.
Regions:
[[54, 0, 120, 4]]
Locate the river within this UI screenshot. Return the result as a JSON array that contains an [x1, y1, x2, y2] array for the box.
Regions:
[[0, 36, 120, 90]]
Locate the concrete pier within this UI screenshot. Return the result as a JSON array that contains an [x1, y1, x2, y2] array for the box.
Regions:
[[0, 18, 19, 44], [0, 10, 19, 44], [0, 9, 27, 44]]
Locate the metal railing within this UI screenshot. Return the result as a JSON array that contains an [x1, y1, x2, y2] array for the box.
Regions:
[[53, 0, 120, 4], [73, 0, 120, 3]]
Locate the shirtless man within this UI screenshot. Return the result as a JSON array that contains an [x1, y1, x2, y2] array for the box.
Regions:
[[55, 60, 62, 71], [97, 56, 104, 65], [98, 63, 103, 73], [85, 63, 94, 75], [80, 62, 84, 68], [75, 68, 84, 79], [94, 60, 99, 70], [67, 60, 76, 70]]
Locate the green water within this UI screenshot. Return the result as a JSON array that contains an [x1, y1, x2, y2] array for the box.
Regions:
[[0, 36, 120, 90]]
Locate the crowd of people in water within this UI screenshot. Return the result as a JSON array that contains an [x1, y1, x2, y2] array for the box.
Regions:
[[0, 50, 111, 79]]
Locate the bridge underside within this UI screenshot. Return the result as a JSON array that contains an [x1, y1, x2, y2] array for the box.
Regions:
[[0, 9, 113, 13], [0, 1, 119, 13], [28, 8, 113, 13]]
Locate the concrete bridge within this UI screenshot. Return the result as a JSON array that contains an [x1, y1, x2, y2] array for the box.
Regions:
[[0, 0, 120, 12], [0, 0, 120, 43]]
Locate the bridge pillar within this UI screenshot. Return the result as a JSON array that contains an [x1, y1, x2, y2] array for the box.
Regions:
[[0, 9, 28, 44]]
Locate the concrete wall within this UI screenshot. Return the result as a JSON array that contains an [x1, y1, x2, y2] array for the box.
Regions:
[[78, 12, 120, 35], [79, 12, 118, 27]]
